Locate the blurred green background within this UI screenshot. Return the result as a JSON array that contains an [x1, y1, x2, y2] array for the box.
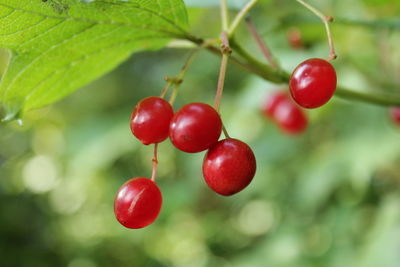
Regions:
[[1, 0, 400, 266]]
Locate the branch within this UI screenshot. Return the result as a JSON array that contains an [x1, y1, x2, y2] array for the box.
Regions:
[[183, 34, 400, 107]]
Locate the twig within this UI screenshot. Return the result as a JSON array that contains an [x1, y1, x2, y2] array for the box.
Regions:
[[184, 30, 400, 107]]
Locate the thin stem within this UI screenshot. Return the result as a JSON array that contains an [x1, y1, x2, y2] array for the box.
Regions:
[[168, 48, 200, 105], [228, 0, 259, 36], [160, 78, 172, 98], [214, 32, 232, 112], [215, 55, 229, 111], [151, 143, 158, 182], [184, 33, 400, 107], [245, 17, 278, 69], [296, 0, 337, 61], [222, 124, 231, 138], [220, 0, 229, 31]]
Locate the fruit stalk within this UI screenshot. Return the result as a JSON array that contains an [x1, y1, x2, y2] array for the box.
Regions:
[[296, 0, 337, 60], [151, 143, 158, 182], [183, 34, 400, 107], [168, 49, 199, 104], [214, 32, 231, 112]]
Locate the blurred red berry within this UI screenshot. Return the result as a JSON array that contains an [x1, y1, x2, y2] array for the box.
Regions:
[[262, 91, 308, 135], [390, 107, 400, 125]]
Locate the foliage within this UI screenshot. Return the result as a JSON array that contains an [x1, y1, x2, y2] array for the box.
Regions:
[[0, 0, 188, 120]]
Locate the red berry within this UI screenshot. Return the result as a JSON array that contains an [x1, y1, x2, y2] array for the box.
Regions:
[[114, 177, 162, 229], [130, 96, 174, 145], [262, 92, 308, 135], [287, 28, 303, 49], [261, 91, 288, 119], [289, 58, 337, 109], [390, 107, 400, 125], [202, 138, 256, 196], [169, 103, 222, 153]]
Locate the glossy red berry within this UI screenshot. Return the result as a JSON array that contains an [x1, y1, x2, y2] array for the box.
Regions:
[[262, 92, 308, 135], [202, 138, 256, 196], [169, 103, 222, 153], [390, 107, 400, 125], [114, 177, 162, 229], [130, 96, 174, 145], [289, 58, 337, 109]]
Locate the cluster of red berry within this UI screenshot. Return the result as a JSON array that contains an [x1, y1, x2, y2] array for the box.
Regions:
[[114, 97, 256, 229]]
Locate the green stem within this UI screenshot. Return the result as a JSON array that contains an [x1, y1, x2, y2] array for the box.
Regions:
[[229, 38, 288, 83], [228, 0, 259, 37], [168, 48, 200, 105], [334, 88, 400, 107], [183, 34, 400, 107], [296, 0, 336, 60], [220, 0, 229, 31]]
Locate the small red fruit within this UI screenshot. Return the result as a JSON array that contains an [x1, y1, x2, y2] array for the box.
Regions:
[[390, 107, 400, 125], [130, 96, 174, 145], [202, 138, 256, 196], [114, 177, 162, 229], [169, 103, 222, 153], [261, 91, 288, 119], [262, 91, 308, 135], [289, 58, 337, 109], [287, 28, 303, 49]]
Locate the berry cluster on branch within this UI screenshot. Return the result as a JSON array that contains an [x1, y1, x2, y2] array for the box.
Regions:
[[113, 0, 400, 230]]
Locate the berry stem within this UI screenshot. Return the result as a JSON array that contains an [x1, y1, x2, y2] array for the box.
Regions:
[[220, 0, 229, 31], [168, 48, 200, 105], [214, 32, 232, 112], [296, 0, 337, 61], [183, 29, 400, 107], [245, 17, 279, 69], [160, 78, 172, 98], [151, 143, 158, 182], [228, 0, 259, 37], [222, 124, 231, 138]]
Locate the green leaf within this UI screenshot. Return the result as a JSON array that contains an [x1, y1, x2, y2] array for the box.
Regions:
[[0, 0, 189, 120]]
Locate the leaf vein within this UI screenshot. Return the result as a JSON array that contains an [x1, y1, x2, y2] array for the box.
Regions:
[[27, 35, 168, 108], [0, 2, 187, 39], [0, 8, 15, 19], [0, 16, 47, 37], [3, 23, 97, 100], [16, 20, 66, 50]]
